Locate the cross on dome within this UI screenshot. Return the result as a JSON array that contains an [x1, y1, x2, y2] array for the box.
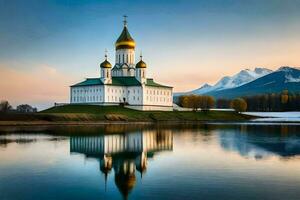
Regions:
[[123, 15, 128, 27]]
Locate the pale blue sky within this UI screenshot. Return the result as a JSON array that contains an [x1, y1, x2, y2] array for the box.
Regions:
[[1, 0, 300, 109]]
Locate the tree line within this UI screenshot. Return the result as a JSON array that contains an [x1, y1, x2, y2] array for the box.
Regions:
[[216, 90, 300, 111], [0, 100, 37, 113], [178, 90, 300, 112]]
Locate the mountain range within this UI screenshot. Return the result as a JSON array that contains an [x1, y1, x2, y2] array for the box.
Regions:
[[175, 66, 300, 99]]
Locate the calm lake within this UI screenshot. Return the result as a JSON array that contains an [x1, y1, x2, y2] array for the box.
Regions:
[[1, 123, 300, 200]]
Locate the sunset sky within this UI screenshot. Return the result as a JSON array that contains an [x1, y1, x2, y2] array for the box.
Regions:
[[1, 0, 300, 109]]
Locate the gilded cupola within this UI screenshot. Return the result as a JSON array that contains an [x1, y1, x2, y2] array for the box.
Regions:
[[100, 52, 112, 68], [115, 16, 135, 50], [136, 55, 147, 68]]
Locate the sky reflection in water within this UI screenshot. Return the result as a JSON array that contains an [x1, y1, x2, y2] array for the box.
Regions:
[[0, 124, 300, 200]]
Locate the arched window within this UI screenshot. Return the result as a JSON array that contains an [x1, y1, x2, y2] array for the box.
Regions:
[[119, 54, 120, 63], [122, 54, 124, 63], [107, 71, 109, 78], [127, 54, 128, 63]]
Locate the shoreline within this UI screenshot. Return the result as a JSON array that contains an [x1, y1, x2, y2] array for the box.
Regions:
[[0, 119, 299, 127]]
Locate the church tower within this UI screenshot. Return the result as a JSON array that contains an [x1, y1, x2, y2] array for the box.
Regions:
[[100, 51, 112, 84], [135, 54, 147, 84], [113, 16, 136, 77]]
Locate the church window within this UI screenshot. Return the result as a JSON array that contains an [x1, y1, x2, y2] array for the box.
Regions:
[[122, 54, 124, 63], [126, 54, 128, 63], [107, 71, 109, 78], [119, 54, 120, 63]]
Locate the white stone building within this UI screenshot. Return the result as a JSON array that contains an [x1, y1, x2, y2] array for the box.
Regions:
[[70, 17, 173, 111]]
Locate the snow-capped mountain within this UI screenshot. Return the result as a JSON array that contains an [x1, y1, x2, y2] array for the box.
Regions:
[[206, 66, 300, 99], [278, 66, 300, 83], [188, 83, 213, 95], [180, 67, 272, 95], [211, 67, 273, 91]]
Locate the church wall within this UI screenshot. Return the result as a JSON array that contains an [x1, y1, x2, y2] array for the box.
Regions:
[[70, 85, 104, 104], [104, 85, 128, 104], [142, 86, 173, 107]]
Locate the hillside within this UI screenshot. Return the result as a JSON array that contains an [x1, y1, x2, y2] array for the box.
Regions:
[[0, 105, 252, 124]]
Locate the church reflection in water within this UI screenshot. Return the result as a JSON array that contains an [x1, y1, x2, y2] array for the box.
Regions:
[[70, 130, 173, 199]]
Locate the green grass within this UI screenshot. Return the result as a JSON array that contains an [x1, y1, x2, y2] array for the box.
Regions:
[[37, 104, 253, 122]]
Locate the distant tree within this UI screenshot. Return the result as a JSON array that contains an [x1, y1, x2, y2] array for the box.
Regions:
[[281, 90, 289, 105], [230, 98, 247, 113], [0, 100, 12, 113], [200, 96, 215, 111], [216, 99, 231, 108], [179, 95, 215, 111], [178, 95, 189, 108], [16, 104, 37, 113]]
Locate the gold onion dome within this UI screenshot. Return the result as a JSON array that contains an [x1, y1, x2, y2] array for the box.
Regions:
[[115, 16, 135, 50], [100, 58, 112, 68], [136, 56, 147, 68]]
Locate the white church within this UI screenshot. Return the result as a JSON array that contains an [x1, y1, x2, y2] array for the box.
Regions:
[[70, 17, 173, 111]]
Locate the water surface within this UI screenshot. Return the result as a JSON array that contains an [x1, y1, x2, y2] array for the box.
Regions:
[[0, 124, 300, 200]]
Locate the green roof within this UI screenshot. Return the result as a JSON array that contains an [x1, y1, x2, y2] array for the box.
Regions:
[[145, 79, 173, 88], [116, 26, 134, 43], [71, 78, 103, 87], [71, 77, 172, 88], [111, 76, 141, 86]]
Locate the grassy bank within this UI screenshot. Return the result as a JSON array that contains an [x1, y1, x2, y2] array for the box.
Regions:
[[0, 105, 253, 124]]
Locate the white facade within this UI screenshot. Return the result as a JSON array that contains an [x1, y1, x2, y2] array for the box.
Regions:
[[70, 19, 173, 111]]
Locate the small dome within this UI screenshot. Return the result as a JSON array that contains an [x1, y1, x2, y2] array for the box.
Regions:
[[136, 60, 147, 68], [100, 59, 112, 68]]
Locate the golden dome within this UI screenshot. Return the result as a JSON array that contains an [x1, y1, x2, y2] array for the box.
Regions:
[[136, 57, 147, 68], [115, 25, 135, 50], [100, 59, 112, 68], [115, 173, 136, 199]]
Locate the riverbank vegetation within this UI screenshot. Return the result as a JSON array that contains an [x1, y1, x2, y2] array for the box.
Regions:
[[216, 90, 300, 111], [0, 104, 252, 124], [178, 90, 300, 112]]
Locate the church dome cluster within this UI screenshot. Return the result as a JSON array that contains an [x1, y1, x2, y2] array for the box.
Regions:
[[70, 15, 173, 111]]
